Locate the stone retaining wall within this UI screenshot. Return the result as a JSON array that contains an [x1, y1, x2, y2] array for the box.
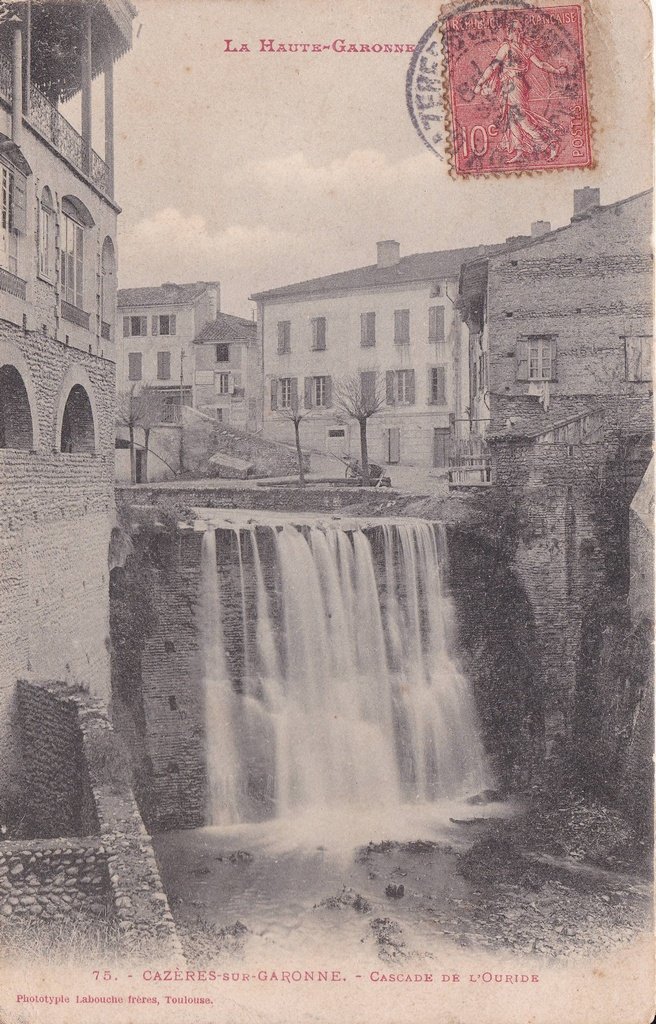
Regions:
[[6, 681, 183, 958]]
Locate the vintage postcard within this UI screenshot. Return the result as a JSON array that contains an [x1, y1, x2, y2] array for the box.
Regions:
[[0, 0, 653, 1022]]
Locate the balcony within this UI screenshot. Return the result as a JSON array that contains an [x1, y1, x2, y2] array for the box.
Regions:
[[0, 51, 112, 198], [61, 300, 90, 330], [0, 265, 26, 299]]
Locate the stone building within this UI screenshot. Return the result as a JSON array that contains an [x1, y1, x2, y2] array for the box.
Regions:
[[457, 188, 653, 782], [0, 1, 134, 803], [116, 285, 260, 481], [252, 240, 503, 472], [459, 187, 653, 439]]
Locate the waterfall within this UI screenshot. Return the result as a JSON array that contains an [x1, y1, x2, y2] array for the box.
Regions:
[[198, 529, 241, 825], [198, 518, 489, 824]]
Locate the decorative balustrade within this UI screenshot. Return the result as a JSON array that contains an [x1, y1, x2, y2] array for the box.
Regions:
[[61, 300, 90, 329], [0, 56, 112, 197], [0, 266, 27, 300]]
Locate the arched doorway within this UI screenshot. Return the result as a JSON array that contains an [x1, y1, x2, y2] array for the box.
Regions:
[[60, 384, 95, 452], [0, 364, 35, 449]]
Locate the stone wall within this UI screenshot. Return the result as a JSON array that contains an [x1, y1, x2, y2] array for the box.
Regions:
[[0, 837, 109, 923], [486, 190, 653, 434], [0, 318, 116, 803], [4, 681, 183, 957]]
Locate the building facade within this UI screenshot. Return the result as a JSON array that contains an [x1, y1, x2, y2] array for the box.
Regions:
[[460, 187, 654, 438], [0, 1, 134, 797], [116, 285, 260, 481], [252, 241, 504, 471], [192, 311, 259, 431]]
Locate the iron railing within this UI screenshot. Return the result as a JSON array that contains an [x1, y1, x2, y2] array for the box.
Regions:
[[0, 52, 111, 197]]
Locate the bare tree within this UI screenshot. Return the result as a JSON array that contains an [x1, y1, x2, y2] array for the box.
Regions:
[[274, 380, 308, 485], [334, 370, 386, 485], [116, 385, 164, 483]]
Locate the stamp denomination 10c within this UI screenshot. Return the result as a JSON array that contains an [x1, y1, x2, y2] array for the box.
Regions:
[[442, 4, 592, 176]]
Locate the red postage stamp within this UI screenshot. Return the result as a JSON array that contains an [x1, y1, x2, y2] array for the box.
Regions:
[[442, 5, 592, 176]]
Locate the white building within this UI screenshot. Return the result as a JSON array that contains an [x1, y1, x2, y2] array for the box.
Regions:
[[252, 241, 501, 470]]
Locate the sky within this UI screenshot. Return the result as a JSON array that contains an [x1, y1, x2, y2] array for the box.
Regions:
[[101, 0, 653, 317]]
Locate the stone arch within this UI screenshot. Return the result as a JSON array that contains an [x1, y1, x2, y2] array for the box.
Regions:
[[0, 338, 40, 450], [61, 194, 95, 228], [54, 366, 99, 453]]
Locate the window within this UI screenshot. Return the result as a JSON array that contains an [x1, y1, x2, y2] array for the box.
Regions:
[[217, 372, 230, 394], [428, 306, 445, 343], [0, 164, 17, 274], [394, 309, 410, 345], [361, 312, 376, 348], [516, 336, 557, 381], [61, 213, 84, 308], [386, 427, 401, 465], [625, 336, 652, 382], [123, 316, 148, 337], [152, 314, 177, 336], [361, 370, 377, 409], [280, 377, 293, 408], [428, 366, 446, 405], [216, 343, 229, 362], [128, 352, 142, 381], [277, 321, 291, 354], [311, 317, 326, 351], [314, 375, 330, 407], [157, 351, 171, 380], [39, 187, 55, 280], [387, 368, 415, 404]]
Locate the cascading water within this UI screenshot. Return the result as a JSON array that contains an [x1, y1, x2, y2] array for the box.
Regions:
[[198, 517, 490, 825]]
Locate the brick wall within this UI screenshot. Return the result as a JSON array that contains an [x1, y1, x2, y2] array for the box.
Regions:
[[0, 319, 116, 797]]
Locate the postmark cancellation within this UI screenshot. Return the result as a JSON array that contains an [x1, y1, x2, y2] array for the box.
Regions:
[[441, 4, 592, 176]]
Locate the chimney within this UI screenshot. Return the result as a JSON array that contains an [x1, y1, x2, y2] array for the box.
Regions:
[[573, 187, 600, 218], [531, 220, 551, 238], [377, 240, 400, 268], [206, 282, 220, 319]]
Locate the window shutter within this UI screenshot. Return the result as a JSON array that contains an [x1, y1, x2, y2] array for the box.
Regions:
[[232, 372, 242, 391], [152, 316, 159, 335], [12, 172, 26, 233], [270, 377, 278, 410], [360, 313, 367, 347], [435, 365, 446, 404], [123, 316, 130, 337], [407, 369, 416, 405], [140, 316, 147, 336], [361, 370, 376, 408], [395, 309, 410, 344], [386, 370, 395, 404], [549, 337, 558, 380], [516, 339, 529, 381], [170, 314, 176, 336], [75, 225, 83, 308], [427, 367, 435, 404], [325, 376, 333, 408], [429, 305, 445, 342], [304, 376, 313, 409], [290, 377, 299, 413]]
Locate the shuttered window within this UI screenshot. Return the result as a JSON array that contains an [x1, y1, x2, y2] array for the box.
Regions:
[[361, 370, 377, 408], [311, 317, 327, 351], [361, 312, 376, 347], [516, 336, 558, 381], [428, 365, 446, 405], [128, 352, 142, 381], [396, 368, 415, 403], [277, 321, 291, 354], [123, 316, 148, 337], [157, 351, 171, 380], [428, 306, 445, 343], [394, 309, 410, 344], [61, 213, 84, 309]]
